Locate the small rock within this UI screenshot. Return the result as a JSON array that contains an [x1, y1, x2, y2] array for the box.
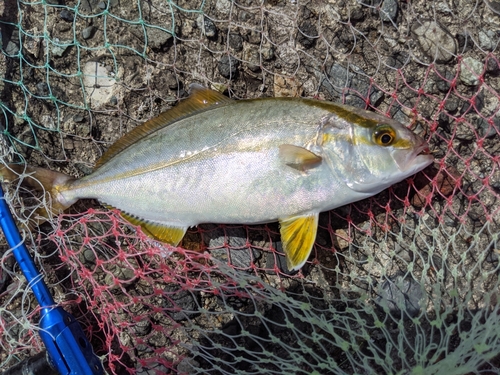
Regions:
[[228, 33, 243, 52], [238, 10, 254, 23], [243, 48, 260, 72], [490, 170, 500, 191], [456, 32, 472, 53], [132, 319, 151, 337], [97, 1, 106, 9], [275, 42, 299, 72], [380, 0, 398, 23], [478, 30, 496, 51], [444, 96, 459, 112], [82, 26, 96, 40], [109, 96, 118, 105], [218, 55, 239, 78], [412, 167, 459, 208], [145, 27, 173, 50], [215, 0, 231, 15], [412, 20, 457, 63], [5, 41, 19, 56], [196, 14, 217, 38], [51, 39, 71, 57], [386, 51, 409, 69], [435, 69, 454, 93], [486, 57, 500, 75], [260, 43, 274, 61], [321, 63, 383, 107], [59, 9, 74, 22], [375, 273, 423, 319], [297, 20, 317, 49], [485, 0, 500, 14], [204, 226, 260, 268], [165, 75, 180, 90], [73, 114, 85, 123], [176, 358, 200, 375], [477, 117, 498, 138], [162, 285, 199, 321], [273, 75, 303, 97], [36, 82, 50, 97], [41, 115, 56, 130], [350, 7, 365, 21], [459, 57, 483, 86], [136, 363, 170, 375]]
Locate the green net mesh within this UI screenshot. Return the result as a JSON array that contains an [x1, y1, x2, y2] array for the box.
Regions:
[[1, 0, 500, 373]]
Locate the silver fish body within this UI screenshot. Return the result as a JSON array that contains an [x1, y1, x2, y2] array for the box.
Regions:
[[3, 87, 434, 271]]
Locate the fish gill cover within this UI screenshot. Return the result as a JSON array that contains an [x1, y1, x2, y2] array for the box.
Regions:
[[0, 0, 499, 374]]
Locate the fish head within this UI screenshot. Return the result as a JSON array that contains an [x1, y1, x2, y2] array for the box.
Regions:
[[320, 105, 434, 193]]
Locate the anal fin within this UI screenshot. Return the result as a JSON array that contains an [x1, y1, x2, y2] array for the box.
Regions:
[[118, 210, 187, 246], [279, 213, 319, 271]]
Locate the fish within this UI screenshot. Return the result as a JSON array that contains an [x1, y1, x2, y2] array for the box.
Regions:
[[0, 85, 434, 271]]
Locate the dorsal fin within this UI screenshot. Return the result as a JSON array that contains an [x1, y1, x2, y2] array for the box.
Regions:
[[95, 85, 232, 168]]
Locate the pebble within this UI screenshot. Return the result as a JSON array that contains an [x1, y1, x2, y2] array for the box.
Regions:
[[386, 51, 409, 69], [380, 0, 398, 23], [411, 20, 457, 63], [145, 27, 173, 50], [204, 226, 261, 269], [260, 43, 274, 61], [5, 40, 19, 56], [478, 30, 497, 51], [228, 33, 243, 52], [98, 1, 106, 10], [322, 63, 383, 107], [36, 82, 50, 97], [51, 39, 71, 57], [297, 20, 317, 49], [485, 0, 500, 14], [459, 57, 483, 86], [196, 15, 217, 38], [490, 170, 500, 191], [486, 57, 500, 75], [59, 9, 74, 22], [456, 33, 472, 53], [238, 10, 254, 23], [477, 117, 498, 138], [243, 48, 260, 72], [218, 55, 239, 78], [375, 273, 423, 319], [435, 69, 454, 93], [82, 26, 96, 40], [444, 96, 459, 112], [162, 285, 200, 321]]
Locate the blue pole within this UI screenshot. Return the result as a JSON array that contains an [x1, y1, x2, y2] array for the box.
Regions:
[[0, 185, 104, 375]]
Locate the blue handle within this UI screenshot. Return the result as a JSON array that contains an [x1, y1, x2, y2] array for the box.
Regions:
[[0, 185, 104, 375]]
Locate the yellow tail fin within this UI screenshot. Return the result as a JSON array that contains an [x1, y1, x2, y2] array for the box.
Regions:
[[0, 163, 76, 221]]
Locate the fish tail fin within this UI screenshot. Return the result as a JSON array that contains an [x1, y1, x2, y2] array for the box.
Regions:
[[0, 163, 77, 221]]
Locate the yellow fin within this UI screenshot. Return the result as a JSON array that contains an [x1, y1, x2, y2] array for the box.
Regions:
[[278, 144, 322, 170], [279, 213, 319, 271], [95, 85, 232, 169], [118, 210, 187, 246]]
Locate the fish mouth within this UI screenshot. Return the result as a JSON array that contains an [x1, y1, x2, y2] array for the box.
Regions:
[[408, 141, 434, 171], [395, 140, 434, 173]]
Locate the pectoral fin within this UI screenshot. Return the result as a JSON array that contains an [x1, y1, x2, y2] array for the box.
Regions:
[[118, 210, 187, 246], [279, 213, 319, 271], [279, 144, 322, 170]]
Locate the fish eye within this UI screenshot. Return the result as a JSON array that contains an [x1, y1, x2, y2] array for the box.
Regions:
[[374, 125, 396, 146]]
